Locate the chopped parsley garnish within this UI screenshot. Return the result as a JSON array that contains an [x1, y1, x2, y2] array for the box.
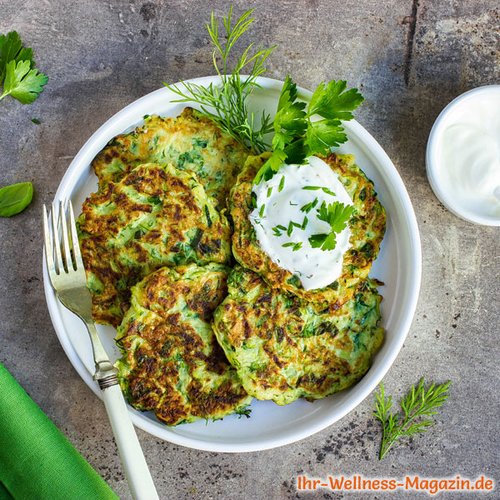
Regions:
[[272, 224, 287, 236], [250, 191, 257, 209], [282, 241, 302, 251], [234, 405, 252, 419], [302, 186, 336, 196], [300, 197, 319, 213], [286, 219, 303, 236], [308, 201, 354, 251], [309, 233, 335, 250], [267, 186, 273, 197], [316, 200, 353, 229], [278, 176, 285, 192], [259, 204, 265, 218], [270, 213, 308, 240]]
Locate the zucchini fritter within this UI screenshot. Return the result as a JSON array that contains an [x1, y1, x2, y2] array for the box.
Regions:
[[115, 264, 252, 425], [92, 107, 249, 207], [78, 162, 231, 326], [229, 153, 386, 310], [213, 266, 384, 405]]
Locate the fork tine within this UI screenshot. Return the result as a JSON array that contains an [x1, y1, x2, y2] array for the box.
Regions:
[[43, 204, 55, 277], [60, 200, 73, 271], [51, 202, 64, 274], [68, 201, 84, 269]]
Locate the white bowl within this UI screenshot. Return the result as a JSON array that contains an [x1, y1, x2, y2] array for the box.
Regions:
[[43, 76, 421, 452], [426, 85, 500, 226]]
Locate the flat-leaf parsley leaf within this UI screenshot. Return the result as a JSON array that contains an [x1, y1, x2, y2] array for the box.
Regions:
[[308, 201, 354, 251], [0, 31, 48, 104]]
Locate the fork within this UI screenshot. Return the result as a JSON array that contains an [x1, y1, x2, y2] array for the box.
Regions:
[[43, 200, 159, 500]]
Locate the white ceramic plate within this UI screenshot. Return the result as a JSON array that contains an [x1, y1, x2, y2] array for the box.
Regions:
[[44, 76, 421, 452]]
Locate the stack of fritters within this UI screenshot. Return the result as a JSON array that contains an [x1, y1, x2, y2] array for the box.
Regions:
[[78, 162, 232, 326], [78, 108, 252, 423], [79, 107, 386, 423], [213, 152, 386, 405], [79, 107, 249, 326]]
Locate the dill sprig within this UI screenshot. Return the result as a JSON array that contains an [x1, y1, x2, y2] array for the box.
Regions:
[[373, 379, 451, 460], [164, 7, 275, 153]]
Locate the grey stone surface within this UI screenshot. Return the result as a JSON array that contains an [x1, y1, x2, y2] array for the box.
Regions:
[[0, 0, 498, 498]]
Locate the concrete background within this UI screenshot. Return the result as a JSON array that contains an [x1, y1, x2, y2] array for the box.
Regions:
[[0, 0, 498, 498]]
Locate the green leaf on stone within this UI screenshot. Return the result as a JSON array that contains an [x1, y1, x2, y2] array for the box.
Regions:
[[0, 182, 34, 217]]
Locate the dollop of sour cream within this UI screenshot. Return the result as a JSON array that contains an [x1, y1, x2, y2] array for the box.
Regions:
[[438, 92, 500, 218], [250, 156, 353, 290]]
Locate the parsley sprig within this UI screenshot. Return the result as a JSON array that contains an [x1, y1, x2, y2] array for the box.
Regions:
[[373, 379, 451, 460], [254, 76, 363, 183], [308, 201, 354, 251], [164, 7, 274, 152], [164, 7, 364, 256], [0, 31, 48, 104]]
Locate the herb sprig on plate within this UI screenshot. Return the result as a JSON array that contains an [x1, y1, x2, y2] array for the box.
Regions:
[[164, 7, 274, 153], [254, 76, 364, 184], [164, 7, 363, 181], [166, 7, 363, 251]]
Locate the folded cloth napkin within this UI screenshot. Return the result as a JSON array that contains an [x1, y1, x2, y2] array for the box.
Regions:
[[0, 363, 118, 500]]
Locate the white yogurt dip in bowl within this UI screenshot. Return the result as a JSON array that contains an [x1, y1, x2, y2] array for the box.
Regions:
[[426, 85, 500, 226]]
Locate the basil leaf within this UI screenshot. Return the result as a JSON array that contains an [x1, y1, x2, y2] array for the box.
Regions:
[[0, 181, 34, 217]]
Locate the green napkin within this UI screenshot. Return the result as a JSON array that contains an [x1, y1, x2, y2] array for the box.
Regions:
[[0, 363, 118, 500]]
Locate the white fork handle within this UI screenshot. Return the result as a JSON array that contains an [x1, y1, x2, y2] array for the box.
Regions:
[[101, 384, 159, 500]]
